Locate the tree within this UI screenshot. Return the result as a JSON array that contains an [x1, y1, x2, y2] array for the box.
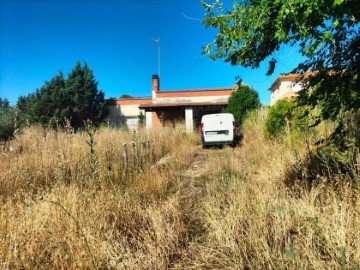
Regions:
[[120, 94, 134, 98], [17, 62, 108, 130], [201, 0, 359, 131], [33, 72, 66, 127], [65, 62, 108, 129], [0, 98, 15, 143], [17, 71, 68, 128], [224, 84, 260, 126]]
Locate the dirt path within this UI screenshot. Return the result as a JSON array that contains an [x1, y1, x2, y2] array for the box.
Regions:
[[180, 148, 215, 193], [183, 149, 208, 179], [177, 147, 228, 239], [181, 147, 227, 183], [167, 147, 229, 268]]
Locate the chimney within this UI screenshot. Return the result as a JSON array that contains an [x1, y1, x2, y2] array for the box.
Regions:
[[152, 74, 159, 92], [152, 74, 159, 100]]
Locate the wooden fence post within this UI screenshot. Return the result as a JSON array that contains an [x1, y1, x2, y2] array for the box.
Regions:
[[123, 143, 128, 177]]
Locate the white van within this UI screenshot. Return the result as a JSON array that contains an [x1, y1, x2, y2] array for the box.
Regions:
[[200, 113, 236, 148]]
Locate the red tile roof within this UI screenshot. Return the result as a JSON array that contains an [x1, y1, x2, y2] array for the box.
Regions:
[[269, 72, 315, 91], [155, 88, 233, 98], [107, 97, 151, 106]]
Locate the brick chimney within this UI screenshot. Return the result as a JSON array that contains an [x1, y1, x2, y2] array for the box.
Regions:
[[152, 74, 159, 100]]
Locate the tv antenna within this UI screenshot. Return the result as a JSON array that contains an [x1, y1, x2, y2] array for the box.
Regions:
[[153, 37, 160, 78]]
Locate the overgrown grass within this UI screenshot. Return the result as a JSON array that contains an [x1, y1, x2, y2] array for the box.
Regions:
[[174, 109, 360, 269], [0, 111, 359, 269], [0, 123, 198, 269]]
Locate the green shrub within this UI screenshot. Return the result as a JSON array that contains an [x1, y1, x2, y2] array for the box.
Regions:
[[223, 84, 260, 127], [265, 99, 295, 137], [312, 111, 360, 180]]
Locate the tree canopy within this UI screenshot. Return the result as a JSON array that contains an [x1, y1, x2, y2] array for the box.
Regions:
[[224, 84, 260, 126], [0, 98, 15, 143], [120, 94, 134, 99], [202, 0, 359, 125], [18, 62, 108, 130]]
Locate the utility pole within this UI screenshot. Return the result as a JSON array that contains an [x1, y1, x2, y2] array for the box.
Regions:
[[153, 38, 160, 78]]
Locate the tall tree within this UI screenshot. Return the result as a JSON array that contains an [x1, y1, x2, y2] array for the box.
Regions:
[[17, 62, 108, 130], [17, 72, 66, 127], [201, 0, 359, 129], [65, 62, 108, 129]]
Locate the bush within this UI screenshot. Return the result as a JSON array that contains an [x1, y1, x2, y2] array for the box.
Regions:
[[224, 84, 260, 127], [311, 111, 360, 180], [265, 99, 295, 137]]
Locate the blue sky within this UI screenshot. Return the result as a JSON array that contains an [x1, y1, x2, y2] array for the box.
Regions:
[[0, 0, 303, 105]]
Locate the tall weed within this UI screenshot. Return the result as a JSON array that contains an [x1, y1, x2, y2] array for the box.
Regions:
[[175, 108, 360, 269], [1, 112, 359, 269]]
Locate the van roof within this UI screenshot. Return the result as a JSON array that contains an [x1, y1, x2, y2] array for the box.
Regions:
[[201, 113, 234, 119]]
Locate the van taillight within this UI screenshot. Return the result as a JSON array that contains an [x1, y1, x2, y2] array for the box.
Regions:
[[200, 123, 204, 135], [233, 121, 236, 131]]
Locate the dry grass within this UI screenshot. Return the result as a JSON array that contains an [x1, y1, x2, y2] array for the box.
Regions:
[[173, 109, 360, 269], [0, 123, 198, 269], [1, 112, 359, 269]]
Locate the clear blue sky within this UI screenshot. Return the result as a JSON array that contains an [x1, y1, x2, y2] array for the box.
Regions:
[[0, 0, 303, 105]]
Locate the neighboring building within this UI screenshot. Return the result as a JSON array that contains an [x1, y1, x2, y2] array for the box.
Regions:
[[107, 75, 234, 131], [268, 74, 304, 105]]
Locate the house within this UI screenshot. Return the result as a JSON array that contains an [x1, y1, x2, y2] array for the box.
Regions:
[[107, 74, 234, 131], [107, 97, 151, 129], [268, 74, 304, 105]]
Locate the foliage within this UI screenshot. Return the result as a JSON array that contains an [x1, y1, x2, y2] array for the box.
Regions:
[[265, 98, 295, 137], [17, 62, 108, 130], [120, 94, 134, 98], [315, 141, 358, 180], [201, 0, 360, 137], [23, 72, 66, 127], [65, 62, 108, 129], [265, 98, 311, 138], [138, 111, 145, 127], [314, 110, 360, 179], [0, 98, 16, 142], [223, 84, 260, 126]]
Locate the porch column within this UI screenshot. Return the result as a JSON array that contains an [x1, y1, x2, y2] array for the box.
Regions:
[[145, 111, 152, 129], [185, 107, 193, 132]]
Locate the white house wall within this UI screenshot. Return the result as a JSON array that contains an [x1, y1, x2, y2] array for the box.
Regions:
[[119, 104, 142, 116], [270, 80, 303, 105], [107, 105, 144, 128]]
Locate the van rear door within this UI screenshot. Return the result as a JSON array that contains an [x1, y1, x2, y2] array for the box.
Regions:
[[201, 113, 235, 146]]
